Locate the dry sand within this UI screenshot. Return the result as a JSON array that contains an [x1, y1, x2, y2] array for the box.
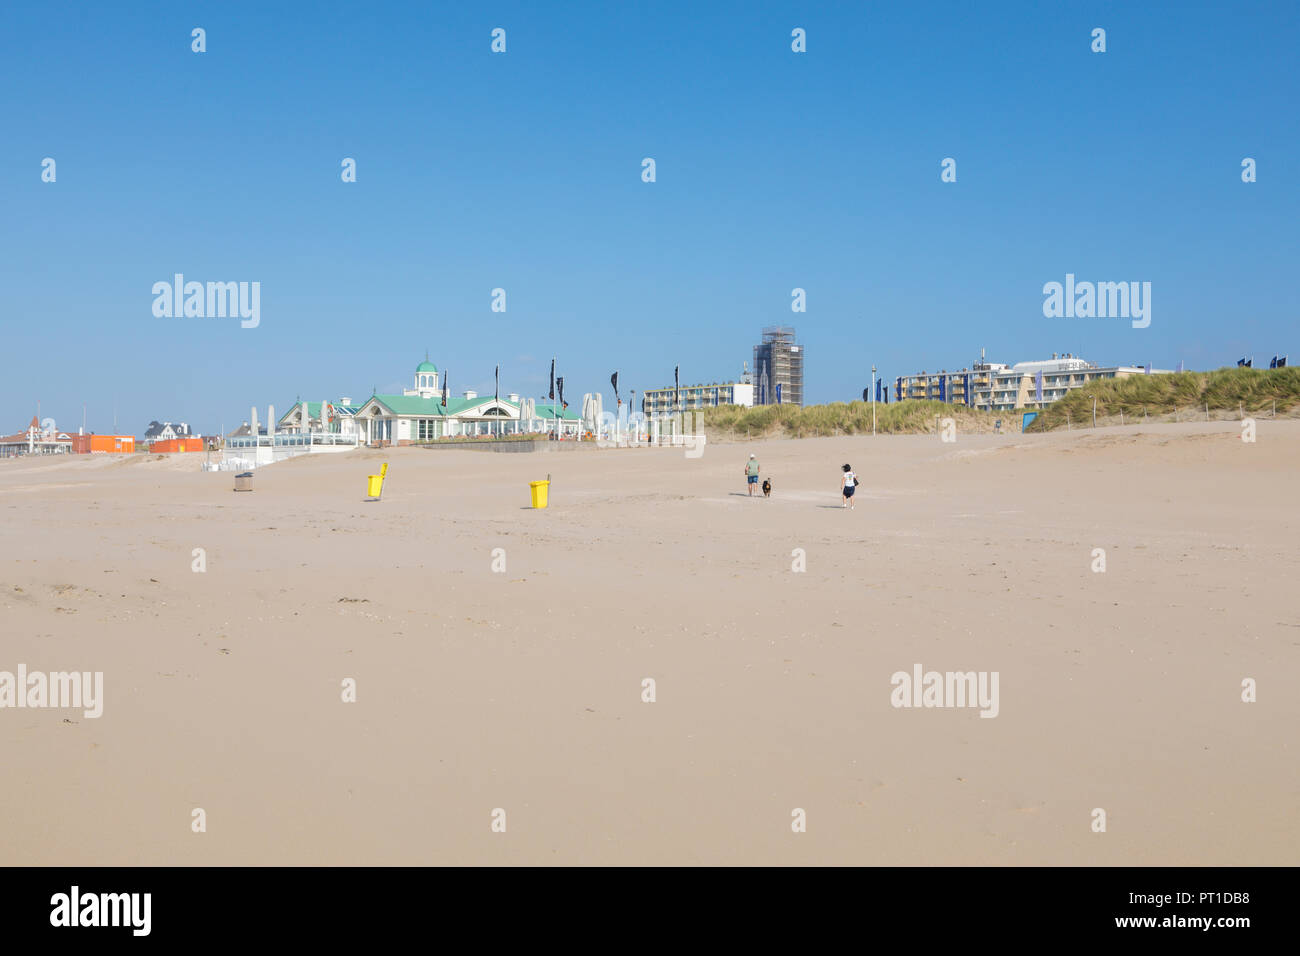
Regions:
[[1, 421, 1297, 865]]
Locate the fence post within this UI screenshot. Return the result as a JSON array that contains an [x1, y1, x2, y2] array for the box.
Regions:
[[1092, 397, 1096, 428]]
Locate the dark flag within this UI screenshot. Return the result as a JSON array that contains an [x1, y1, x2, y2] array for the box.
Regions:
[[441, 371, 448, 407], [549, 359, 555, 400], [611, 371, 620, 406], [674, 365, 680, 411], [776, 383, 782, 405], [1238, 357, 1252, 368], [557, 376, 566, 409], [862, 388, 869, 403], [495, 365, 500, 403]]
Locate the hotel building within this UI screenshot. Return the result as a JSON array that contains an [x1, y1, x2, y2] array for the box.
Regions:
[[641, 381, 755, 416], [895, 354, 1170, 411]]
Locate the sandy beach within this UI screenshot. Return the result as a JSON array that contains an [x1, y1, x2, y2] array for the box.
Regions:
[[2, 421, 1297, 866]]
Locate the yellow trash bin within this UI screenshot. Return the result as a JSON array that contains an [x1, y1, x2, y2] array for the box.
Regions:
[[529, 479, 550, 509], [367, 463, 389, 500]]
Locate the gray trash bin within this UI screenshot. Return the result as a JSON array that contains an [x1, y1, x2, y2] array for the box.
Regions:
[[234, 471, 253, 492]]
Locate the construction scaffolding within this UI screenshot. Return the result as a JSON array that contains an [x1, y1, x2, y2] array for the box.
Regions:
[[752, 326, 804, 406]]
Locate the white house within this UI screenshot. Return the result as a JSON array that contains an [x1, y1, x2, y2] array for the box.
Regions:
[[351, 359, 581, 445]]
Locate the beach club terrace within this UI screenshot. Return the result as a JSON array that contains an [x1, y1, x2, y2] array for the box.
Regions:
[[349, 359, 580, 446]]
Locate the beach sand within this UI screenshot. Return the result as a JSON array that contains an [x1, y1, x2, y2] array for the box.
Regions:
[[2, 421, 1297, 865]]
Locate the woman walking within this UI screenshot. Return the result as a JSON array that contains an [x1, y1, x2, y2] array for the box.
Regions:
[[841, 463, 857, 509]]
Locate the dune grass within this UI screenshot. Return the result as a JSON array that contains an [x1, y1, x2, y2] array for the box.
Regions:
[[696, 399, 1000, 439], [1026, 366, 1300, 431]]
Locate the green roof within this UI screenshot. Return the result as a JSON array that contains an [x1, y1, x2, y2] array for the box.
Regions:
[[361, 395, 580, 420], [416, 361, 438, 373], [531, 403, 580, 421]]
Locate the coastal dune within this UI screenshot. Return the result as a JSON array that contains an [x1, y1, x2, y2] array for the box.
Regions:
[[1, 421, 1296, 865]]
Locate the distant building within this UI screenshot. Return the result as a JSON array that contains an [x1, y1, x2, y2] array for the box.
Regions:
[[0, 417, 73, 458], [277, 399, 362, 437], [143, 421, 195, 442], [71, 434, 135, 454], [150, 438, 205, 453], [226, 422, 265, 439], [894, 353, 1172, 411], [641, 381, 755, 416], [753, 326, 804, 406]]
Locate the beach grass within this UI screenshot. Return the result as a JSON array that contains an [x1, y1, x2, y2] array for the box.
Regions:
[[697, 399, 1000, 439], [1027, 366, 1300, 431]]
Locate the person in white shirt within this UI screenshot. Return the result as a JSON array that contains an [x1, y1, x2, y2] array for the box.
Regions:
[[841, 463, 857, 509]]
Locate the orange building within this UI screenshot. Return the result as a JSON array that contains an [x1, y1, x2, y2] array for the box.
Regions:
[[150, 438, 204, 453], [71, 434, 135, 454]]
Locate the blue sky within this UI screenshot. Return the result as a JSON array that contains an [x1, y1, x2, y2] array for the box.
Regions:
[[2, 1, 1296, 435]]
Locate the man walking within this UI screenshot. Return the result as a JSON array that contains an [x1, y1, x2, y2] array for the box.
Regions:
[[744, 453, 761, 496]]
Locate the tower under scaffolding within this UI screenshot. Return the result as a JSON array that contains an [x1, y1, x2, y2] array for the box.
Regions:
[[752, 326, 804, 406]]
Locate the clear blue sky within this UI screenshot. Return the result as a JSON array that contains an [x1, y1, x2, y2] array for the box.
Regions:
[[2, 0, 1296, 435]]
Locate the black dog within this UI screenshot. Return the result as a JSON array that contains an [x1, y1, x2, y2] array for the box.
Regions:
[[761, 478, 772, 498]]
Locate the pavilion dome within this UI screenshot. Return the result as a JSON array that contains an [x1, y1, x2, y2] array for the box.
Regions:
[[416, 360, 438, 374]]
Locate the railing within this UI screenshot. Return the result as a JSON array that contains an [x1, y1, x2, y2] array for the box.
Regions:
[[225, 432, 360, 450]]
